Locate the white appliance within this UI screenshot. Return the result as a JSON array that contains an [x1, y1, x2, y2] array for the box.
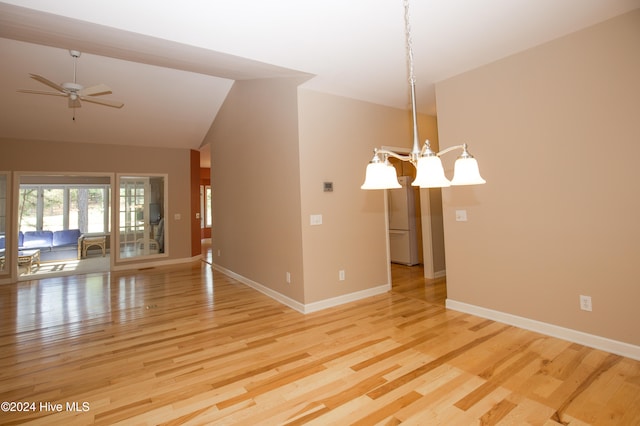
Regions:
[[388, 176, 420, 265]]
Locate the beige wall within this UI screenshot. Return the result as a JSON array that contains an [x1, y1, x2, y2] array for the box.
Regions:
[[205, 78, 307, 302], [298, 90, 444, 302], [436, 9, 640, 345], [297, 90, 407, 303], [207, 80, 443, 306], [0, 138, 193, 270]]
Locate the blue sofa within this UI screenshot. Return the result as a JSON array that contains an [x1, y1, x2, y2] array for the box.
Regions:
[[18, 229, 83, 261]]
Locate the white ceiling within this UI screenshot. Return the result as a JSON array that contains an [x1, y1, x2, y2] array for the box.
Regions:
[[1, 0, 638, 167]]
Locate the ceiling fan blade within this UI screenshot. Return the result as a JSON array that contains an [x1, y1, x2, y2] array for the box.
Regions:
[[18, 89, 66, 97], [80, 95, 124, 109], [29, 73, 66, 92], [80, 83, 112, 97], [68, 97, 81, 108]]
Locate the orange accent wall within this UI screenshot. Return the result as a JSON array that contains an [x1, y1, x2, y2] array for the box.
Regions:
[[200, 167, 210, 183], [190, 150, 201, 256]]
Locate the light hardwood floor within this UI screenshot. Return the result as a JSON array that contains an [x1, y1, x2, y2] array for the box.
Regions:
[[1, 259, 639, 425]]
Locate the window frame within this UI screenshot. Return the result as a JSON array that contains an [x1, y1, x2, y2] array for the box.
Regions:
[[115, 173, 168, 262]]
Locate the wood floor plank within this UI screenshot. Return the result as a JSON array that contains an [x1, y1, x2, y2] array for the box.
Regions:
[[0, 260, 639, 424], [454, 350, 540, 411], [366, 325, 510, 400]]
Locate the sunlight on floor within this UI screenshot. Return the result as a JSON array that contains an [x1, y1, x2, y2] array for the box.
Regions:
[[20, 255, 110, 279]]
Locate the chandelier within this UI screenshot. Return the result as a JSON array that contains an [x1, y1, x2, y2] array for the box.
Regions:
[[361, 0, 486, 190]]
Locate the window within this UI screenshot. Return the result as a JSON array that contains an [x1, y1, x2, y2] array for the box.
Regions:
[[42, 188, 64, 231], [118, 178, 147, 253], [205, 186, 212, 227], [18, 188, 38, 231], [200, 185, 212, 228], [18, 185, 110, 233]]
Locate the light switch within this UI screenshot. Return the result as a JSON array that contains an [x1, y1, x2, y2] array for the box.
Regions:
[[310, 214, 323, 225], [455, 210, 467, 222], [174, 213, 181, 220]]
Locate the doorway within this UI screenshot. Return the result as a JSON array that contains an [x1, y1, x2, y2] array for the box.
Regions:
[[385, 152, 447, 305], [387, 154, 446, 280]]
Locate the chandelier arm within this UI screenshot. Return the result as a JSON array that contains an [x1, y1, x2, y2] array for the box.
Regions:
[[436, 144, 466, 157], [376, 149, 412, 162]]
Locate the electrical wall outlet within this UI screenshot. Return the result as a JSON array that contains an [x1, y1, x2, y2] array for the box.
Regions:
[[579, 295, 592, 311], [339, 270, 345, 281], [286, 272, 291, 284]]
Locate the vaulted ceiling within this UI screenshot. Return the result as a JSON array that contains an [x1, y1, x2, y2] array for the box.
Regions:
[[1, 0, 638, 167]]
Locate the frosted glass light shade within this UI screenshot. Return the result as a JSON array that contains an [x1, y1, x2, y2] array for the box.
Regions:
[[450, 157, 486, 186], [361, 162, 401, 189], [411, 156, 451, 188]]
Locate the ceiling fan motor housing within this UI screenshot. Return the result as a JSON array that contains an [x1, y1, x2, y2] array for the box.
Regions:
[[62, 82, 83, 92]]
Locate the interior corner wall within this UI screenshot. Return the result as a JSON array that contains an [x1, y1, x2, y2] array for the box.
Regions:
[[436, 9, 640, 346], [0, 138, 194, 266], [205, 78, 305, 303], [297, 89, 418, 304]]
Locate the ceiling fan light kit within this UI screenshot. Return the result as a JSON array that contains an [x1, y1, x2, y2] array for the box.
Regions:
[[17, 49, 124, 115]]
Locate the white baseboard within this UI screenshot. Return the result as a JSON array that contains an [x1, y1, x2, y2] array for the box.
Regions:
[[303, 284, 391, 314], [434, 269, 446, 279], [213, 264, 390, 314], [213, 264, 306, 313], [446, 299, 640, 361], [112, 255, 201, 272]]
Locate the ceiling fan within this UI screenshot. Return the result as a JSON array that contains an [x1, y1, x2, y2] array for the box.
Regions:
[[18, 50, 124, 109]]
